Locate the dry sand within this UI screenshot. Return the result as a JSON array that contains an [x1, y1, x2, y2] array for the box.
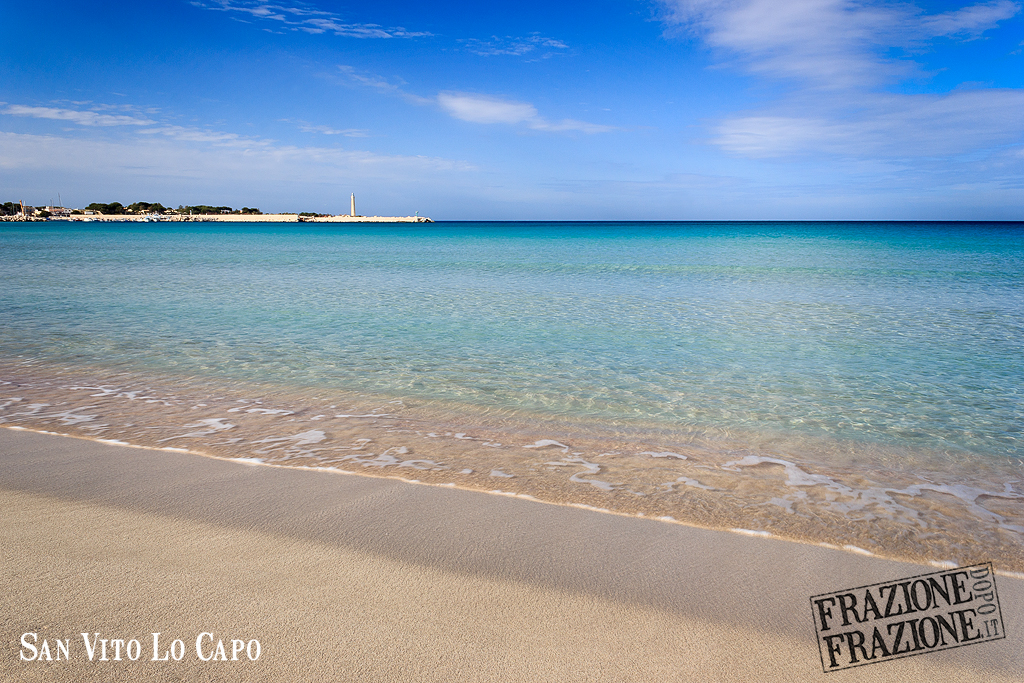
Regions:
[[1, 427, 1020, 682]]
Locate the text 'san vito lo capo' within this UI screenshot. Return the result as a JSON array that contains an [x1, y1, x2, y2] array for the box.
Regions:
[[19, 632, 261, 663], [810, 563, 1004, 672]]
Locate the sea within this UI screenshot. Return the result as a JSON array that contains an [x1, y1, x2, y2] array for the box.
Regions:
[[2, 221, 1022, 569]]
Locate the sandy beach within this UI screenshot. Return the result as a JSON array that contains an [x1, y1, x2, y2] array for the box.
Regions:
[[2, 427, 1020, 682]]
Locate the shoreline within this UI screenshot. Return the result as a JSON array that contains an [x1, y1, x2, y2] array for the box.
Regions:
[[51, 214, 434, 223], [2, 427, 1021, 681], [2, 361, 1022, 574], [7, 423, 1022, 581]]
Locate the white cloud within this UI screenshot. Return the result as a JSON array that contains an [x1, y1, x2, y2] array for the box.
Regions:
[[0, 97, 473, 195], [437, 93, 538, 125], [922, 1, 1021, 36], [297, 123, 369, 137], [136, 125, 267, 146], [195, 1, 430, 38], [0, 127, 496, 217], [337, 65, 432, 105], [336, 72, 614, 134], [528, 118, 618, 134], [437, 92, 615, 133], [460, 34, 569, 57], [714, 89, 1024, 158], [0, 130, 472, 192], [4, 102, 374, 149], [3, 105, 155, 127], [660, 1, 1024, 162], [662, 0, 1020, 88], [338, 65, 406, 92]]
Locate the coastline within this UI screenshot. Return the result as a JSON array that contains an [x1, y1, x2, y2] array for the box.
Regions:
[[2, 360, 1022, 573], [3, 427, 1021, 681], [53, 214, 434, 223], [8, 422, 1024, 581]]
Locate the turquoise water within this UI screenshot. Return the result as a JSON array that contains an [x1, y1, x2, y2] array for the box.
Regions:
[[1, 221, 1022, 460]]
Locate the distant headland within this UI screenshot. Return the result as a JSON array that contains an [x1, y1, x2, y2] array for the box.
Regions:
[[0, 195, 432, 223]]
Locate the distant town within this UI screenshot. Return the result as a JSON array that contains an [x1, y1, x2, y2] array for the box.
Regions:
[[2, 201, 267, 219], [0, 197, 432, 223]]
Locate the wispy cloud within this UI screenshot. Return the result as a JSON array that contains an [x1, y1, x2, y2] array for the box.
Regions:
[[436, 93, 538, 125], [436, 93, 614, 133], [4, 102, 374, 147], [459, 33, 569, 57], [0, 130, 469, 176], [136, 124, 270, 147], [337, 65, 432, 105], [0, 101, 446, 188], [0, 77, 475, 168], [3, 105, 155, 127], [2, 105, 267, 146], [659, 0, 1023, 161], [338, 65, 405, 92], [337, 66, 614, 134], [921, 1, 1021, 37], [713, 90, 1024, 158], [193, 0, 430, 38], [0, 128, 474, 215], [661, 0, 1020, 88], [296, 122, 369, 137]]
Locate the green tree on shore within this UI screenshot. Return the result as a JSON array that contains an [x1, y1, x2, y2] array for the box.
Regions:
[[127, 201, 168, 214], [4, 200, 267, 216], [180, 205, 233, 215], [86, 202, 125, 215]]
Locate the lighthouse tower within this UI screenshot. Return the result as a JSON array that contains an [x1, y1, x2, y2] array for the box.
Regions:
[[350, 193, 356, 217]]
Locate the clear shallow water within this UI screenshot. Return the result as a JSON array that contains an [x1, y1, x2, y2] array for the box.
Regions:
[[2, 221, 1021, 457], [2, 221, 1023, 568]]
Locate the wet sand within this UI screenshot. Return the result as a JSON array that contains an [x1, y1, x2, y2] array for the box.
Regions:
[[4, 366, 1021, 573], [2, 427, 1021, 682]]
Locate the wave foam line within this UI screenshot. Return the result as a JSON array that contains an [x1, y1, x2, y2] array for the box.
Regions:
[[4, 424, 1020, 577]]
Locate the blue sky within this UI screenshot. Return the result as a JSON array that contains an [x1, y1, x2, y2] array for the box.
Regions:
[[2, 0, 1022, 219]]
